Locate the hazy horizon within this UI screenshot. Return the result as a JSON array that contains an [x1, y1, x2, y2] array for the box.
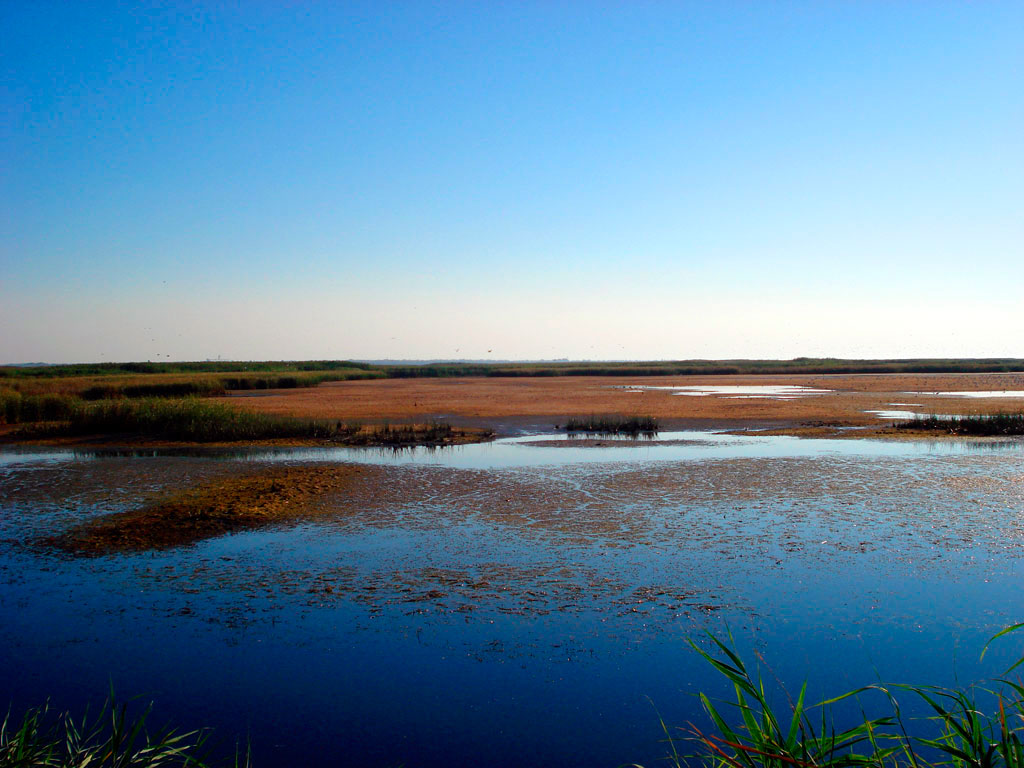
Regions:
[[3, 2, 1022, 364]]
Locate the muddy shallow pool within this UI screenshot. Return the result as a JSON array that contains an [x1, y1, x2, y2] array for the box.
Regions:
[[2, 434, 1024, 767]]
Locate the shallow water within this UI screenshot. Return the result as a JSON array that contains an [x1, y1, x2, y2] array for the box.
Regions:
[[2, 434, 1024, 767], [1, 430, 1017, 472], [614, 384, 832, 398], [908, 390, 1024, 398]]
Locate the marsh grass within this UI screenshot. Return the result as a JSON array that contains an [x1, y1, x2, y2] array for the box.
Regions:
[[382, 359, 1024, 378], [342, 421, 474, 445], [80, 380, 227, 400], [895, 414, 1024, 436], [57, 398, 339, 442], [76, 371, 380, 400], [8, 359, 1024, 386], [15, 397, 489, 445], [563, 415, 658, 436], [0, 390, 77, 425], [0, 691, 248, 767], [641, 625, 1024, 768]]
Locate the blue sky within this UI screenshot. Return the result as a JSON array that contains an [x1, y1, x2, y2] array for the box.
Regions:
[[2, 1, 1022, 363]]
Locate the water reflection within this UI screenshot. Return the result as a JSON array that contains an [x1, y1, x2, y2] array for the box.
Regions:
[[2, 430, 1022, 471]]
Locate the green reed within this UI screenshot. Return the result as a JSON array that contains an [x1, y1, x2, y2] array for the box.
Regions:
[[0, 390, 78, 425], [0, 691, 249, 768], [640, 625, 1024, 768], [896, 414, 1024, 436], [563, 415, 659, 435]]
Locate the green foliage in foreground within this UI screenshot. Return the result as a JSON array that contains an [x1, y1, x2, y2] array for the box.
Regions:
[[0, 693, 248, 767], [641, 625, 1024, 768], [563, 415, 659, 435], [896, 414, 1024, 437]]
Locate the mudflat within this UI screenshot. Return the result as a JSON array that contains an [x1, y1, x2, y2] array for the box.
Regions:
[[220, 371, 1024, 432]]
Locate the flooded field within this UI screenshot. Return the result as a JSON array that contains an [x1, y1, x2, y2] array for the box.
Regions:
[[3, 433, 1024, 766]]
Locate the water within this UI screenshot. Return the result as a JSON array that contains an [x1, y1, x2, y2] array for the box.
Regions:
[[2, 433, 1024, 767], [613, 384, 832, 398], [907, 390, 1024, 399], [1, 430, 1016, 471]]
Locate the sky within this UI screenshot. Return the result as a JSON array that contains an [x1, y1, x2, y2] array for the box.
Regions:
[[2, 1, 1022, 364]]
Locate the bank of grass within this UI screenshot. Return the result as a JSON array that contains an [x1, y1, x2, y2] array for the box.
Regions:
[[0, 360, 379, 379], [0, 389, 77, 424], [646, 626, 1024, 768], [13, 397, 488, 446], [76, 371, 381, 400], [895, 413, 1024, 436], [381, 357, 1024, 378], [59, 398, 341, 441], [562, 414, 658, 435], [0, 692, 248, 767], [6, 358, 1024, 387]]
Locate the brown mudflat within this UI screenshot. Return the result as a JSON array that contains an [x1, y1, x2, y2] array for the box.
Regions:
[[219, 372, 1024, 432], [51, 465, 375, 554]]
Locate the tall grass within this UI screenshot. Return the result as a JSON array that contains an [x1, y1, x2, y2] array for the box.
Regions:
[[20, 397, 487, 445], [0, 390, 77, 425], [896, 413, 1024, 436], [643, 625, 1024, 768], [80, 380, 227, 400], [60, 398, 342, 442], [563, 415, 658, 435], [0, 692, 248, 767], [76, 371, 380, 400]]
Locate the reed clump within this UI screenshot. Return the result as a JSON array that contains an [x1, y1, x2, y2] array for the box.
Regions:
[[0, 692, 247, 767], [60, 398, 338, 442], [0, 389, 77, 425], [896, 413, 1024, 436], [17, 397, 490, 445], [563, 415, 658, 435], [79, 379, 227, 400], [644, 625, 1024, 768]]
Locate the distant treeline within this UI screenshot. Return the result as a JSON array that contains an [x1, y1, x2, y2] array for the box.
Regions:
[[3, 357, 1024, 385], [379, 357, 1024, 378], [0, 359, 379, 378]]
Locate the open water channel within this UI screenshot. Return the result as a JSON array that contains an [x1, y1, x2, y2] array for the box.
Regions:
[[2, 432, 1024, 766]]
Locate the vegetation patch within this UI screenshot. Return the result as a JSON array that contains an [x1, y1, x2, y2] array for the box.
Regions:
[[50, 465, 367, 554], [0, 692, 245, 767], [895, 413, 1024, 436], [644, 626, 1024, 768], [0, 389, 77, 424], [6, 358, 1024, 386], [11, 397, 489, 445], [562, 414, 658, 436]]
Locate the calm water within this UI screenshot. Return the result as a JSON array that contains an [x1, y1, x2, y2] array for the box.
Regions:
[[2, 433, 1024, 767]]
